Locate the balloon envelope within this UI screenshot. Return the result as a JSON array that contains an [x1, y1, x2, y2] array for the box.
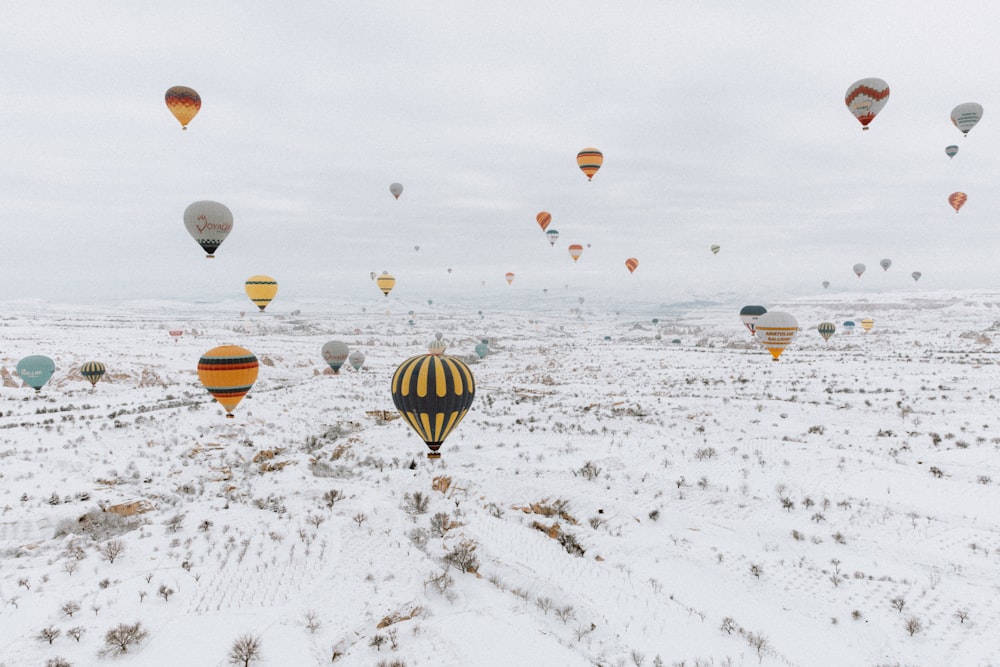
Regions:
[[377, 272, 395, 296], [576, 148, 603, 180], [17, 355, 55, 392], [949, 192, 967, 213], [860, 318, 874, 332], [505, 272, 514, 285], [165, 85, 201, 129], [81, 361, 106, 387], [184, 201, 233, 258], [474, 342, 488, 359], [755, 311, 798, 360], [822, 281, 830, 289], [390, 342, 476, 458], [946, 145, 959, 158], [568, 244, 584, 262], [625, 257, 638, 274], [845, 78, 890, 130], [739, 305, 767, 335], [197, 345, 258, 417], [536, 211, 551, 231], [710, 245, 721, 255], [951, 103, 983, 136], [389, 182, 403, 199], [546, 229, 559, 246], [853, 263, 866, 277], [879, 259, 892, 271], [912, 271, 922, 282], [322, 341, 350, 373], [817, 322, 836, 342], [244, 275, 278, 311], [348, 349, 365, 371]]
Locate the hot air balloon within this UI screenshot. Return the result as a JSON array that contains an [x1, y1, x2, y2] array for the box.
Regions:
[[652, 318, 659, 325], [377, 272, 395, 296], [322, 341, 350, 374], [739, 305, 767, 335], [879, 259, 892, 272], [370, 271, 377, 281], [169, 330, 183, 342], [165, 86, 201, 130], [427, 299, 433, 306], [536, 211, 551, 232], [390, 340, 476, 459], [348, 349, 365, 371], [912, 271, 922, 282], [951, 103, 983, 136], [817, 322, 836, 342], [860, 318, 874, 333], [184, 201, 233, 258], [625, 258, 638, 274], [197, 345, 258, 418], [390, 183, 403, 199], [244, 275, 278, 311], [949, 192, 967, 213], [17, 355, 55, 393], [822, 281, 830, 289], [845, 78, 890, 130], [853, 263, 866, 277], [414, 245, 420, 252], [755, 311, 799, 361], [475, 342, 488, 359], [81, 361, 106, 388], [946, 145, 959, 158], [546, 229, 559, 246], [843, 320, 856, 334], [710, 245, 721, 255], [576, 148, 603, 180], [505, 272, 515, 285], [568, 244, 584, 262]]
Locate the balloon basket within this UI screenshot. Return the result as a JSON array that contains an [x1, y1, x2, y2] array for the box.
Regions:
[[226, 413, 235, 419], [427, 452, 441, 460]]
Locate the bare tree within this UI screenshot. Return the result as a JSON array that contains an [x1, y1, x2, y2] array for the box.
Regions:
[[444, 539, 479, 573], [304, 610, 321, 633], [322, 489, 344, 508], [229, 633, 263, 666], [890, 596, 906, 613], [101, 622, 148, 655], [37, 626, 61, 644], [158, 584, 175, 601], [101, 539, 126, 564], [904, 616, 923, 636], [955, 609, 969, 624], [45, 658, 72, 667], [67, 626, 84, 642], [61, 600, 81, 617]]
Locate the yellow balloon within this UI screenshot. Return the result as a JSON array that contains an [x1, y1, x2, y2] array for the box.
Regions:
[[244, 275, 278, 311], [377, 272, 396, 297]]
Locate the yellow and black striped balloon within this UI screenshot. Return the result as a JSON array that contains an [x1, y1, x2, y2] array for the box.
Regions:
[[197, 345, 259, 418], [377, 271, 396, 297], [244, 275, 278, 311], [80, 361, 106, 388], [391, 341, 475, 458]]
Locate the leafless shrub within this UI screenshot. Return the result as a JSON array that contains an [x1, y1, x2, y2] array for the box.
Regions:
[[694, 447, 716, 460], [369, 634, 387, 651], [424, 569, 455, 595], [535, 596, 553, 614], [555, 605, 575, 624], [304, 610, 321, 633], [100, 621, 148, 655], [306, 514, 325, 529], [67, 626, 84, 642], [402, 491, 430, 515], [904, 616, 922, 636], [101, 539, 126, 564], [408, 527, 429, 549], [322, 489, 345, 508], [45, 658, 72, 667], [955, 609, 969, 624], [890, 596, 906, 613], [353, 513, 368, 528], [229, 633, 262, 666], [158, 584, 175, 601], [37, 626, 61, 644], [444, 539, 479, 573], [165, 513, 185, 533], [630, 649, 646, 666], [430, 512, 451, 538], [575, 461, 601, 480], [720, 617, 737, 634]]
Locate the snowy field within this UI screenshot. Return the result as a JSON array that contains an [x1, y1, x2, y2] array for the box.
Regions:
[[2, 289, 1000, 666]]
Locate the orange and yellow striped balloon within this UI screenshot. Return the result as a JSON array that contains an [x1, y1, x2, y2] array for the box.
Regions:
[[536, 211, 551, 231], [197, 345, 259, 418], [391, 341, 475, 458], [165, 86, 201, 130], [948, 192, 967, 213], [244, 275, 278, 311], [625, 257, 638, 274], [576, 148, 603, 180]]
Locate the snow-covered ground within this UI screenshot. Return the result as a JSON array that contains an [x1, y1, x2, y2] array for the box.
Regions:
[[2, 290, 999, 666]]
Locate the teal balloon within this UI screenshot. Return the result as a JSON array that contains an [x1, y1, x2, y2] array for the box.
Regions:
[[475, 343, 489, 359], [17, 355, 55, 392]]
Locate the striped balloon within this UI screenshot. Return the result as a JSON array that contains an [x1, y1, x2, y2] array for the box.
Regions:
[[505, 272, 515, 285], [568, 244, 584, 262], [165, 86, 201, 130], [949, 192, 967, 213], [377, 272, 395, 296], [860, 318, 874, 333], [244, 275, 278, 311], [576, 148, 603, 180], [391, 342, 476, 459], [754, 311, 799, 361], [81, 361, 106, 388], [546, 229, 559, 246], [625, 257, 638, 274], [845, 78, 890, 130], [197, 345, 258, 418], [817, 322, 836, 342], [536, 211, 551, 231]]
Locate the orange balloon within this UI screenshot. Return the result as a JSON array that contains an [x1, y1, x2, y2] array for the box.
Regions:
[[948, 192, 967, 213], [536, 211, 551, 231], [505, 272, 515, 285], [568, 244, 584, 262], [576, 148, 603, 180], [625, 257, 638, 273]]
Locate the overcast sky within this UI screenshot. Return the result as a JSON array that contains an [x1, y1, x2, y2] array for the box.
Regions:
[[4, 2, 998, 309]]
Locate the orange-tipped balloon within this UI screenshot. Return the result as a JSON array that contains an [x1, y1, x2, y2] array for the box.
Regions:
[[197, 345, 258, 418], [625, 257, 638, 274], [576, 148, 603, 180], [165, 86, 201, 130], [948, 192, 967, 213]]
